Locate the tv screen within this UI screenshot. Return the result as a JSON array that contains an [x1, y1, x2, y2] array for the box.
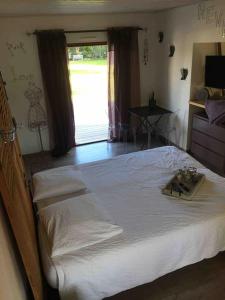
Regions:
[[205, 56, 225, 89]]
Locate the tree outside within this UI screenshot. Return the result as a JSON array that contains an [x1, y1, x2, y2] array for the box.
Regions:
[[68, 45, 107, 61]]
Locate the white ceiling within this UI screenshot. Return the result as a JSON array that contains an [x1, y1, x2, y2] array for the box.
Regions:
[[0, 0, 202, 16]]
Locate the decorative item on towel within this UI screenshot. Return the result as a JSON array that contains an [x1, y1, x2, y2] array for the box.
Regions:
[[205, 99, 225, 126], [25, 82, 47, 151], [162, 167, 205, 200]]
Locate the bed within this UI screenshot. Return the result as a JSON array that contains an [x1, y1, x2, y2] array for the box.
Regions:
[[34, 146, 225, 300]]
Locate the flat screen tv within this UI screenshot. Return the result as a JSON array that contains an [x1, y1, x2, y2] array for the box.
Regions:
[[205, 56, 225, 89]]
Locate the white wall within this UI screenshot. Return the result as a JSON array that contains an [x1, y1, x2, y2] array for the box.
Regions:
[[152, 0, 225, 150], [0, 202, 27, 300], [0, 13, 153, 154]]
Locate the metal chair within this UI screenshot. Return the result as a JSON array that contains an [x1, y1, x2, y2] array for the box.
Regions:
[[108, 106, 137, 152], [155, 110, 179, 146]]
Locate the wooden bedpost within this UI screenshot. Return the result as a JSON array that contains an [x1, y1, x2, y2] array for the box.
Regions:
[[0, 72, 44, 300]]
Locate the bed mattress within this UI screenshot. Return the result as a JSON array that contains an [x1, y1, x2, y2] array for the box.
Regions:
[[37, 146, 225, 300]]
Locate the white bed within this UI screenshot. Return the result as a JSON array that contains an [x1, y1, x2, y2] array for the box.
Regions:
[[36, 146, 225, 300]]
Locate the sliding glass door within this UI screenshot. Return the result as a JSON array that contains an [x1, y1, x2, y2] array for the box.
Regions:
[[67, 43, 108, 145]]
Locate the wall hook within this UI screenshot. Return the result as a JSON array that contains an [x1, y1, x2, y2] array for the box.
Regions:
[[169, 45, 175, 57], [158, 32, 164, 43], [181, 68, 188, 80]]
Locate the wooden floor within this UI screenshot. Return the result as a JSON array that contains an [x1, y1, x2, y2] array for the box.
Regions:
[[24, 140, 225, 300], [24, 139, 163, 175], [107, 252, 225, 300]]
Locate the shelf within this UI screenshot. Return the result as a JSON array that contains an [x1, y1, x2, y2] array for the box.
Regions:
[[189, 99, 205, 108]]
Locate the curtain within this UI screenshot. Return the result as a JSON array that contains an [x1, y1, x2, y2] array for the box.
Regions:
[[36, 30, 75, 157], [108, 27, 141, 141]]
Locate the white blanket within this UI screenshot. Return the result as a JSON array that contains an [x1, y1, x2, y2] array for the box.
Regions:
[[48, 146, 225, 300]]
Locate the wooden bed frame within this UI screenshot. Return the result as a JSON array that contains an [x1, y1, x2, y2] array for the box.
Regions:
[[0, 73, 44, 300]]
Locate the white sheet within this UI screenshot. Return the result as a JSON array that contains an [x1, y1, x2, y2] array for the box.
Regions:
[[39, 193, 123, 257], [39, 146, 225, 300]]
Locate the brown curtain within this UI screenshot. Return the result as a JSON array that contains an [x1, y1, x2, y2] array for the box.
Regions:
[[108, 27, 141, 141], [36, 30, 75, 157]]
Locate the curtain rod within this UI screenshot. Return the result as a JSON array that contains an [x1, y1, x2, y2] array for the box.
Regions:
[[27, 27, 143, 36]]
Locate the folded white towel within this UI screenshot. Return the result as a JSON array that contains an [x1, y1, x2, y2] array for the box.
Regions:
[[39, 193, 123, 257], [33, 165, 86, 202]]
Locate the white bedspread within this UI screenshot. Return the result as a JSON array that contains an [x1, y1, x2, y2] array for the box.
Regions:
[[48, 146, 225, 300]]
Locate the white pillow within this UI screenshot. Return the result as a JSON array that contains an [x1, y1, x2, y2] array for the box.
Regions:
[[33, 166, 86, 202], [39, 193, 123, 257]]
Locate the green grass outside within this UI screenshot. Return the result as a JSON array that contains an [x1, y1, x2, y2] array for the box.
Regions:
[[69, 58, 107, 93], [69, 59, 107, 66], [71, 70, 103, 75]]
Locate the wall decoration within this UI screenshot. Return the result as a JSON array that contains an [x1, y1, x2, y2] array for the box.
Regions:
[[143, 28, 149, 65], [169, 45, 175, 57], [24, 82, 47, 151], [6, 41, 26, 57], [158, 32, 164, 43], [10, 66, 34, 82], [181, 68, 188, 80], [197, 2, 225, 38]]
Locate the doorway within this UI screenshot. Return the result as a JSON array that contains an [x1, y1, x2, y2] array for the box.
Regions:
[[68, 43, 108, 145]]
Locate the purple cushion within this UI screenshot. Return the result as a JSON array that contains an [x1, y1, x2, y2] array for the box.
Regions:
[[205, 99, 225, 126]]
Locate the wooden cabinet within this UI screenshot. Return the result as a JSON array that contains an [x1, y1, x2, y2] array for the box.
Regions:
[[191, 111, 225, 176]]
